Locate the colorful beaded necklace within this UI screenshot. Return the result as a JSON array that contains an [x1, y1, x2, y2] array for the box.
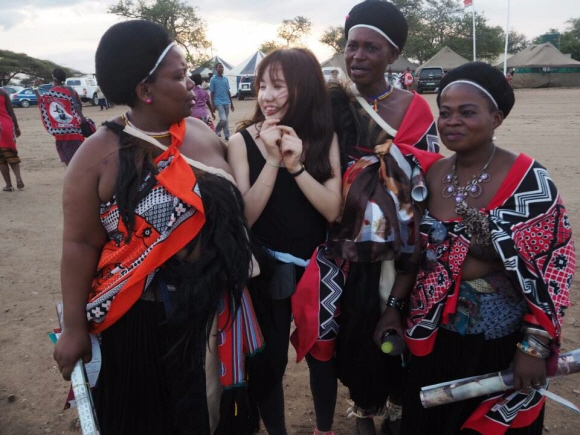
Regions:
[[367, 84, 394, 112]]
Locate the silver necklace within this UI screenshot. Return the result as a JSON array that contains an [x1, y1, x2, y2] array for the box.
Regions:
[[442, 145, 496, 203]]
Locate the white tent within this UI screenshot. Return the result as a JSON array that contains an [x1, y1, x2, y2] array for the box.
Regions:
[[225, 51, 266, 97], [191, 55, 234, 78]]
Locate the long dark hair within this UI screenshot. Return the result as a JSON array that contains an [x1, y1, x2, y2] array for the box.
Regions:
[[239, 48, 334, 182]]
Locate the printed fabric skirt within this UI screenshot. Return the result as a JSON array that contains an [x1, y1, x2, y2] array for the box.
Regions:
[[55, 139, 83, 164], [0, 147, 20, 164], [401, 273, 544, 434]]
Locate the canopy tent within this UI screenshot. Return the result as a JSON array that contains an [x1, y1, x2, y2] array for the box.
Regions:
[[225, 51, 266, 97], [417, 46, 469, 73], [495, 43, 580, 88], [190, 55, 234, 78], [321, 52, 418, 73]]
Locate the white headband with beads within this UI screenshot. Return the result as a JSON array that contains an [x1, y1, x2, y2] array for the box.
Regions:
[[140, 42, 177, 83], [443, 80, 499, 109]]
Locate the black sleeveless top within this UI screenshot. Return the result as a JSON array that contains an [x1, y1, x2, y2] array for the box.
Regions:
[[241, 129, 327, 260]]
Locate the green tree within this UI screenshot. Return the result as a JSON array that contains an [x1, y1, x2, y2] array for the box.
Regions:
[[320, 26, 346, 54], [108, 0, 211, 67], [506, 31, 530, 54], [560, 18, 580, 60], [0, 50, 81, 85], [259, 41, 283, 55], [277, 16, 312, 46]]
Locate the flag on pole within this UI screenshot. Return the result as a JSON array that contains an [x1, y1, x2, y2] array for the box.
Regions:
[[464, 0, 473, 7]]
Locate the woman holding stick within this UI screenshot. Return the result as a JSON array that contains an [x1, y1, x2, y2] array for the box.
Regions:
[[53, 20, 263, 434]]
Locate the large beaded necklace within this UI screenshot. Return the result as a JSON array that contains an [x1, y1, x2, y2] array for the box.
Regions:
[[442, 145, 496, 246], [367, 84, 394, 112], [442, 145, 496, 204]]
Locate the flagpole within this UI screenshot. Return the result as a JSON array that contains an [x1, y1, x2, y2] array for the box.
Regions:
[[503, 0, 511, 75], [472, 3, 476, 61]]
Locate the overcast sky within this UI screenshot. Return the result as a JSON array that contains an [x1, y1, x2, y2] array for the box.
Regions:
[[1, 0, 579, 74]]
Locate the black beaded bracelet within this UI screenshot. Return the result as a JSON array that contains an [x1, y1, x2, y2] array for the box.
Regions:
[[289, 164, 305, 178], [386, 295, 406, 312]]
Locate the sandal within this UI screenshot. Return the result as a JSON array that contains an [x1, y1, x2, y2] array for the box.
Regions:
[[16, 179, 24, 189]]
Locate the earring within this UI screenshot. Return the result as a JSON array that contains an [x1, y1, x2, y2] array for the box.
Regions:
[[146, 98, 152, 104]]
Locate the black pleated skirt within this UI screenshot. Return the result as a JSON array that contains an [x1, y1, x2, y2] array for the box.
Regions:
[[93, 299, 209, 435], [401, 328, 544, 435]]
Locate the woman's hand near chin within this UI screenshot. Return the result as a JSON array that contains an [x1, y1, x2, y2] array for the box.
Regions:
[[260, 119, 283, 164], [278, 125, 303, 172]]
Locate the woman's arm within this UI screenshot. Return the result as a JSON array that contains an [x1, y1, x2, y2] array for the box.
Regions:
[[53, 136, 109, 380], [227, 121, 282, 227], [279, 128, 342, 222], [373, 272, 416, 346]]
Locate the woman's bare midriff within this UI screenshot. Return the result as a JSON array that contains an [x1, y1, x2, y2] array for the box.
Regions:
[[461, 254, 504, 281]]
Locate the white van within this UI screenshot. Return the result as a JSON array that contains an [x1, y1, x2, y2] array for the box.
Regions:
[[65, 77, 99, 106]]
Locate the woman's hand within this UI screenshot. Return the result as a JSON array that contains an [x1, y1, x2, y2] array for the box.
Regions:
[[260, 119, 283, 164], [512, 349, 547, 393], [278, 125, 303, 173], [54, 326, 93, 381], [373, 308, 404, 348]]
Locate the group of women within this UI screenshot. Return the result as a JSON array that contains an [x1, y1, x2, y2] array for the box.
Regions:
[[53, 1, 574, 434]]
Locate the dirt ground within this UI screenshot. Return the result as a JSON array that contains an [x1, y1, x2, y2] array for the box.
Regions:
[[1, 89, 580, 435]]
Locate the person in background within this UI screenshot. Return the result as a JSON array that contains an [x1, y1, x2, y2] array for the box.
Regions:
[[402, 67, 414, 90], [202, 72, 213, 90], [96, 86, 107, 110], [210, 63, 234, 140], [53, 20, 263, 435], [190, 73, 215, 131], [36, 69, 85, 165], [402, 62, 574, 434], [291, 2, 441, 434], [329, 69, 340, 83], [228, 47, 342, 435], [0, 87, 24, 191]]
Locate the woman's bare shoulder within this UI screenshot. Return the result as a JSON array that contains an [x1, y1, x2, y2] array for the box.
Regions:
[[182, 117, 231, 174]]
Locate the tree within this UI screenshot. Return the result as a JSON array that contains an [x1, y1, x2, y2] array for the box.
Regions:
[[277, 16, 312, 46], [108, 0, 211, 67], [506, 31, 530, 54], [560, 18, 580, 60], [259, 41, 283, 55], [320, 26, 346, 54], [0, 50, 82, 85]]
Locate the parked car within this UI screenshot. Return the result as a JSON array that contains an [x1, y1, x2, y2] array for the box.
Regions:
[[1, 86, 24, 95], [65, 77, 99, 106], [10, 87, 47, 108], [416, 66, 445, 94], [237, 75, 255, 100]]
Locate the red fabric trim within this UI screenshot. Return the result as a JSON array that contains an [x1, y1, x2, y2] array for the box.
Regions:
[[290, 247, 329, 362], [394, 93, 434, 148], [487, 153, 533, 209], [461, 394, 545, 434], [405, 329, 438, 357]]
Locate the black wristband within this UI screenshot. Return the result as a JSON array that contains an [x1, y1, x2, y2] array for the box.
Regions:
[[289, 164, 305, 178], [386, 295, 406, 313]]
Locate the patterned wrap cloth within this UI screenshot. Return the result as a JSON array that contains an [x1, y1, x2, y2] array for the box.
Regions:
[[406, 153, 575, 433], [291, 86, 442, 363], [86, 120, 263, 391]]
